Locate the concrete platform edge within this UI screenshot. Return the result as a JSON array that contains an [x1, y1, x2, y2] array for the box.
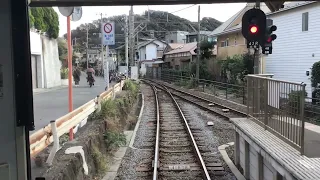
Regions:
[[128, 92, 145, 149], [218, 142, 246, 180]]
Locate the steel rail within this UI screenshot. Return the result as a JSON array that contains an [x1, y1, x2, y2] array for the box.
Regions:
[[149, 79, 247, 117], [143, 79, 211, 180], [152, 84, 160, 180]]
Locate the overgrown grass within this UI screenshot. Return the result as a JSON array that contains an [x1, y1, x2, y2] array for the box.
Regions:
[[91, 145, 108, 174], [90, 80, 139, 152], [103, 131, 127, 151]]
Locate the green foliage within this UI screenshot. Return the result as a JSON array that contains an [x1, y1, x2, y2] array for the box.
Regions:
[[29, 10, 35, 28], [58, 38, 68, 61], [103, 131, 126, 151], [30, 7, 59, 39], [60, 68, 68, 79], [200, 41, 216, 60], [64, 11, 221, 51], [219, 53, 254, 84], [123, 80, 139, 99], [288, 90, 307, 114], [311, 61, 320, 88]]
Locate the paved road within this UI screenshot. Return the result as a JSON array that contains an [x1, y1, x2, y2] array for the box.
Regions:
[[31, 73, 112, 134]]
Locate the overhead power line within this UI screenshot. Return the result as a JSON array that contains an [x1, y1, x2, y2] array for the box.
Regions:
[[170, 4, 197, 14]]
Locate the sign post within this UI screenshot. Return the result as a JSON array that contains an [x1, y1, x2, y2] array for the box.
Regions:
[[101, 22, 115, 90]]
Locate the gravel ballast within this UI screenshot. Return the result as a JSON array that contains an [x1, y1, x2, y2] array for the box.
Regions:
[[115, 83, 155, 179], [178, 98, 236, 180]]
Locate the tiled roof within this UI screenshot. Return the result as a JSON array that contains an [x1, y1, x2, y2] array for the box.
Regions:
[[210, 3, 271, 36], [168, 43, 185, 50], [165, 42, 197, 55], [187, 31, 213, 36]]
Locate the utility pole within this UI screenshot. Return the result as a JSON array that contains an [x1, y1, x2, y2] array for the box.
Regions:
[[125, 15, 129, 69], [99, 13, 104, 68], [196, 5, 201, 82], [129, 6, 135, 67], [86, 25, 89, 69]]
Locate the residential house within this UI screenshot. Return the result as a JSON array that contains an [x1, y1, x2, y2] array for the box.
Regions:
[[264, 1, 318, 98], [165, 31, 188, 44], [210, 3, 270, 61], [135, 39, 167, 75], [186, 31, 216, 43], [164, 42, 197, 70]]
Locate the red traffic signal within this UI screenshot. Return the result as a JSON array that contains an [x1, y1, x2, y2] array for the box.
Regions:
[[250, 25, 258, 34], [267, 34, 277, 43]]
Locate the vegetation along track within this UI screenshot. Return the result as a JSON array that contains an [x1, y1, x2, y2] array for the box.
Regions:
[[143, 79, 229, 180], [147, 79, 247, 119]]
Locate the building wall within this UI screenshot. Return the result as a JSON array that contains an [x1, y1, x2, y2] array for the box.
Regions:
[[217, 32, 248, 59], [265, 3, 320, 98], [146, 43, 157, 60], [30, 31, 44, 88], [164, 55, 193, 69], [41, 36, 61, 88], [165, 31, 188, 43]]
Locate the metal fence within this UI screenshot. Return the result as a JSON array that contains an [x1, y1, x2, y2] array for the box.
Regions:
[[247, 74, 306, 154], [147, 68, 247, 105]]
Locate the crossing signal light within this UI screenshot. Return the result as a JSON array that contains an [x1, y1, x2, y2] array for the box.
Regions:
[[250, 25, 258, 34], [262, 20, 277, 54], [242, 8, 266, 47]]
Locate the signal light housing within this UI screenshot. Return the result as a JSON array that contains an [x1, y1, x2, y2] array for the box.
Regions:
[[262, 19, 277, 54], [242, 8, 266, 48]]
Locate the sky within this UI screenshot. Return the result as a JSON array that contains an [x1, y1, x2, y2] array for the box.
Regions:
[[53, 3, 247, 37]]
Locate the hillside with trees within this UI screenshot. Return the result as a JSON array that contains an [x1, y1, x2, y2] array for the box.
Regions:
[[29, 7, 60, 39], [67, 10, 222, 52]]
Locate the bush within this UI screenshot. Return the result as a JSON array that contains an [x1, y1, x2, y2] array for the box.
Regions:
[[103, 131, 126, 151], [60, 68, 68, 79], [288, 90, 307, 114]]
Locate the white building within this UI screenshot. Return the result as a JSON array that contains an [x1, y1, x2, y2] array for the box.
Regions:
[[135, 39, 167, 76], [30, 30, 61, 89], [264, 1, 318, 98]]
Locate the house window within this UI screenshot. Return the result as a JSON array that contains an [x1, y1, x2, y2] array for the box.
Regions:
[[302, 12, 309, 31], [170, 40, 174, 43], [225, 39, 229, 46], [220, 41, 225, 47], [234, 37, 237, 45]]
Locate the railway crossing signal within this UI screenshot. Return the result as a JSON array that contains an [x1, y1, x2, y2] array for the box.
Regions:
[[262, 19, 277, 54], [242, 8, 266, 49]]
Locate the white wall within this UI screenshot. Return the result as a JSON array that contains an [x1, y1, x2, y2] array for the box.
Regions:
[[265, 3, 320, 98], [41, 36, 61, 88], [146, 43, 157, 60], [30, 31, 42, 55]]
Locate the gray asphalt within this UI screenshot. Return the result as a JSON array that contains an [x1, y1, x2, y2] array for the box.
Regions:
[[31, 74, 113, 134]]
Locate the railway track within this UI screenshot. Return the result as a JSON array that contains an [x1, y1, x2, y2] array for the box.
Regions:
[[140, 80, 233, 180], [146, 79, 247, 119]]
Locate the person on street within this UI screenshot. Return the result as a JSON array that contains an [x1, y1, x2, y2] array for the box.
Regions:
[[73, 66, 81, 86], [86, 65, 95, 85]]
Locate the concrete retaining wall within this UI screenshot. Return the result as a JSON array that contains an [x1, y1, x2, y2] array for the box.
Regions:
[[41, 36, 61, 88]]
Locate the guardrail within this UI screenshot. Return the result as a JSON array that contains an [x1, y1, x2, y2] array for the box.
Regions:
[[246, 75, 306, 154], [29, 80, 125, 158]]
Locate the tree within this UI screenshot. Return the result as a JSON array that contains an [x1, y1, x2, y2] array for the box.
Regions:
[[29, 10, 35, 28], [30, 7, 59, 39], [58, 38, 68, 61], [66, 11, 222, 50]]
